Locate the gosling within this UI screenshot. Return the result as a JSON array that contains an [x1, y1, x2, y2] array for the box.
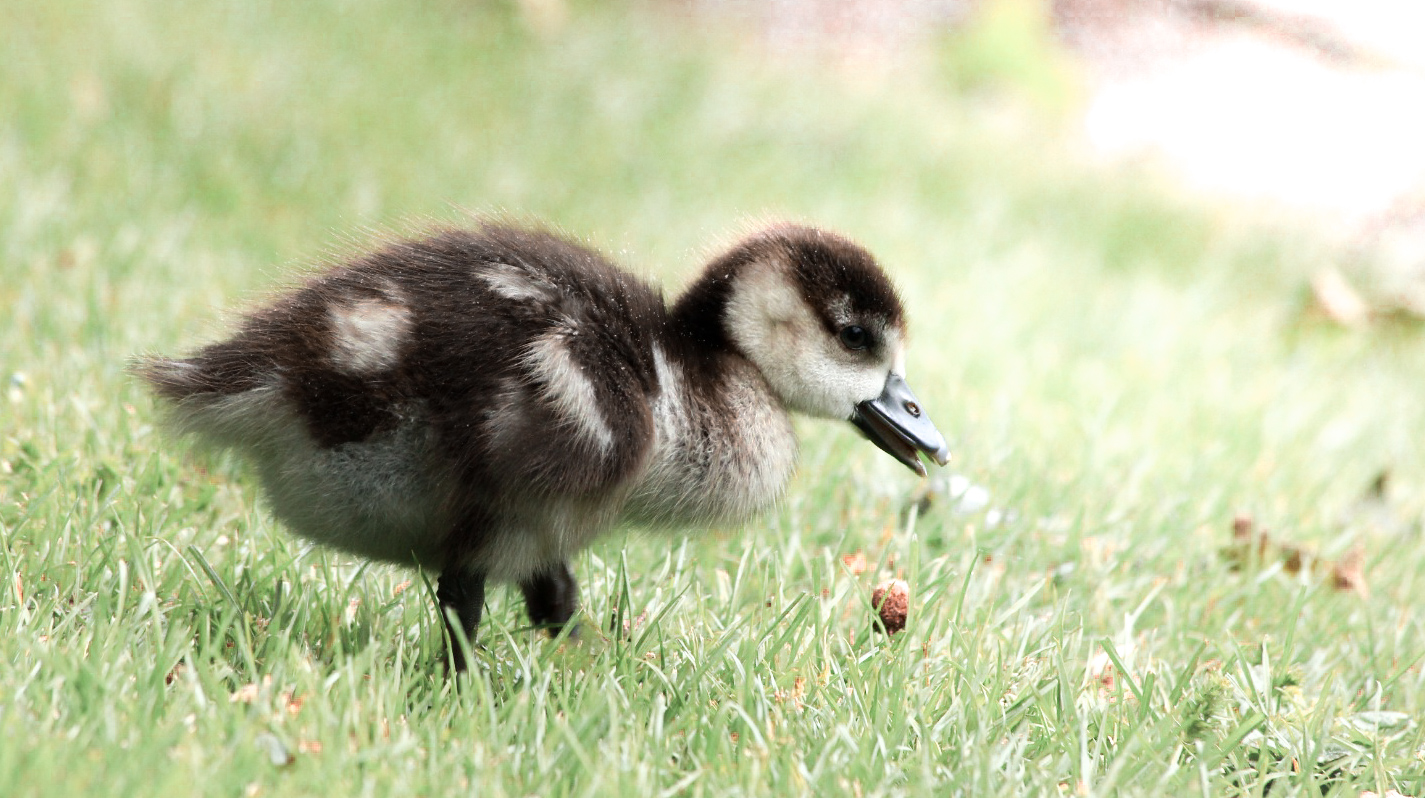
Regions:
[[140, 221, 949, 669]]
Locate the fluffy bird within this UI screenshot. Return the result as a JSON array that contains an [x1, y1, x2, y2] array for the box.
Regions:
[[141, 222, 949, 668]]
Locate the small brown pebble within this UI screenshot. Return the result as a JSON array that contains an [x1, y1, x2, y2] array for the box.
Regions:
[[871, 578, 909, 635]]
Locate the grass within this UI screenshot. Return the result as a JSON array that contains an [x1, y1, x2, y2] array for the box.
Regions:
[[4, 0, 1425, 795]]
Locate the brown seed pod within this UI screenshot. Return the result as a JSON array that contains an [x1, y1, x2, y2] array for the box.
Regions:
[[871, 578, 909, 635]]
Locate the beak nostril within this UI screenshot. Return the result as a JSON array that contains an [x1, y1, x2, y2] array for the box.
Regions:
[[904, 401, 920, 418]]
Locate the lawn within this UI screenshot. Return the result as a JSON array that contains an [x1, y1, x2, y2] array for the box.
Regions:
[[3, 0, 1424, 795]]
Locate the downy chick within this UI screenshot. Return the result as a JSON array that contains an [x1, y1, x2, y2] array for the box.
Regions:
[[140, 221, 949, 668]]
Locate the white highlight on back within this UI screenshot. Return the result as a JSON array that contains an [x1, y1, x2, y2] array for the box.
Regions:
[[525, 331, 614, 453], [481, 262, 555, 303], [329, 299, 411, 374]]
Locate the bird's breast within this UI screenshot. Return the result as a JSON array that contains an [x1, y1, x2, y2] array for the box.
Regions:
[[622, 347, 797, 528]]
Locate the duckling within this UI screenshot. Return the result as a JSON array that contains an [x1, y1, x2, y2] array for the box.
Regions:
[[140, 221, 949, 669]]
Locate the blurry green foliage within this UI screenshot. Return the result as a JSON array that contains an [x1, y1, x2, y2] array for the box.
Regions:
[[935, 0, 1082, 113]]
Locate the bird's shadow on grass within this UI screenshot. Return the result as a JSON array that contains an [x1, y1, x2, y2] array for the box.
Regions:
[[176, 547, 597, 713]]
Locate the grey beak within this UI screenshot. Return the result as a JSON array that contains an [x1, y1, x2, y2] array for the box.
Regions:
[[849, 373, 951, 477]]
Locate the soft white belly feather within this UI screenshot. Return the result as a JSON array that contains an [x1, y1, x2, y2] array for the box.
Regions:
[[253, 415, 447, 565], [172, 385, 449, 565]]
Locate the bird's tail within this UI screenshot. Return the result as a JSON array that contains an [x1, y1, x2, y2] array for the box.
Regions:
[[131, 353, 288, 449], [131, 356, 212, 402]]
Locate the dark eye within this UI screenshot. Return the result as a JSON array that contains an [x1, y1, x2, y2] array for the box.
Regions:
[[838, 325, 869, 350]]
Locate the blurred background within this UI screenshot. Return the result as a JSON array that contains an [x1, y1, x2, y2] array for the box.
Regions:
[[7, 3, 1425, 792], [9, 0, 1425, 317], [8, 0, 1425, 537], [8, 0, 1425, 574]]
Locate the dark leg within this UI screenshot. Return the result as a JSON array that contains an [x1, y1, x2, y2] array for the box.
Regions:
[[436, 566, 486, 672], [519, 561, 579, 636]]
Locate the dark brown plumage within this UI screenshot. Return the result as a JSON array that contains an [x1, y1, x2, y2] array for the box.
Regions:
[[140, 220, 948, 669]]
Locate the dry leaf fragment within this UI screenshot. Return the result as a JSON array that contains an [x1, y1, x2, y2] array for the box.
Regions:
[[1231, 513, 1271, 553], [1232, 513, 1254, 539], [607, 607, 647, 639], [1086, 649, 1114, 686], [775, 676, 808, 708], [280, 691, 304, 716], [622, 610, 647, 638], [841, 551, 867, 576], [1330, 544, 1369, 596], [1225, 512, 1276, 566], [1281, 545, 1305, 574], [1226, 515, 1371, 596]]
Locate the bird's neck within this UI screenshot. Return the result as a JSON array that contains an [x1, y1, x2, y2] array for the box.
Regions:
[[667, 267, 737, 360], [622, 290, 798, 528], [623, 340, 798, 529]]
